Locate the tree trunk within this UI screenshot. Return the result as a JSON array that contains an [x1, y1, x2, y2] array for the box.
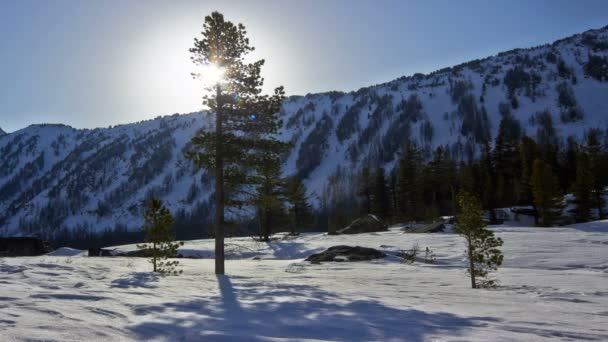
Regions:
[[467, 235, 476, 288], [215, 84, 225, 275], [263, 208, 271, 242], [596, 193, 604, 219], [153, 242, 157, 273]]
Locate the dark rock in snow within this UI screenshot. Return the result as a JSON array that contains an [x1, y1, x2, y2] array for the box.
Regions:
[[305, 245, 386, 263], [88, 248, 114, 257], [335, 214, 388, 235], [403, 222, 446, 233], [0, 237, 50, 256]]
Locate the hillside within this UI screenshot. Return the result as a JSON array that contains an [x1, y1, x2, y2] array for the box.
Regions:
[[1, 25, 608, 237]]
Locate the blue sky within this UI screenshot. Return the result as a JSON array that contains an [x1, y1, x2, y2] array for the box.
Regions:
[[1, 0, 607, 132]]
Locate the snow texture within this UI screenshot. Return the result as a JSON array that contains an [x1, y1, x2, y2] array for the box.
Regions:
[[1, 220, 607, 341]]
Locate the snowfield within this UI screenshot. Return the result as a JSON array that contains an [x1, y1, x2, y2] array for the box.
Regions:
[[1, 222, 607, 341]]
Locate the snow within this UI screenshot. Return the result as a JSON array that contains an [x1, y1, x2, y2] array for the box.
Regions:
[[46, 247, 87, 257], [1, 222, 607, 341], [3, 27, 608, 235]]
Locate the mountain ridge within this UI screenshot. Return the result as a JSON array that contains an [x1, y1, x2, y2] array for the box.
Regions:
[[1, 25, 608, 238]]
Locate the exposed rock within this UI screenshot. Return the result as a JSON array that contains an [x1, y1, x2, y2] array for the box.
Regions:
[[0, 237, 50, 256], [403, 222, 446, 233], [88, 248, 115, 257], [335, 214, 388, 235], [305, 245, 385, 263]]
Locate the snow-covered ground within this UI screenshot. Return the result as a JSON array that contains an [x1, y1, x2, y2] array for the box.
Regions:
[[1, 222, 607, 341]]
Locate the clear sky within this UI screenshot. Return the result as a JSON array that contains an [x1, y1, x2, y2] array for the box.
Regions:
[[1, 0, 607, 132]]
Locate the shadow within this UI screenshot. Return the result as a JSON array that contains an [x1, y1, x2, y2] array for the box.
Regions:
[[111, 272, 160, 289], [128, 276, 499, 341]]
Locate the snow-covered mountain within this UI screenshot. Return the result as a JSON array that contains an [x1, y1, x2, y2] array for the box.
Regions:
[[2, 26, 608, 237], [0, 127, 6, 136]]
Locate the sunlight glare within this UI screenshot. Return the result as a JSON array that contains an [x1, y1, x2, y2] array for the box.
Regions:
[[201, 63, 226, 86]]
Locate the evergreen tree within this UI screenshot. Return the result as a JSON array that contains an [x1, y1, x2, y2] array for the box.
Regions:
[[531, 159, 564, 226], [519, 136, 539, 222], [479, 141, 497, 221], [558, 137, 579, 194], [570, 152, 594, 223], [396, 143, 422, 221], [455, 191, 504, 289], [493, 113, 521, 206], [137, 199, 184, 275], [255, 153, 289, 242], [586, 131, 607, 218], [285, 177, 314, 234], [371, 166, 391, 220], [357, 166, 372, 215], [187, 12, 286, 274]]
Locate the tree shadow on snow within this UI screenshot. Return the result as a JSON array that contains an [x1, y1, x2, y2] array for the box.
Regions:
[[111, 272, 160, 289], [128, 275, 499, 341]]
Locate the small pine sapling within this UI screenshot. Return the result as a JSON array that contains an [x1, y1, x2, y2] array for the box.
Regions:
[[424, 247, 436, 264], [400, 243, 419, 264], [137, 198, 184, 275], [456, 191, 504, 288]]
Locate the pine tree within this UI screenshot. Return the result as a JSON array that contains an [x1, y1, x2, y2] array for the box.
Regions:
[[371, 166, 391, 220], [285, 177, 314, 235], [519, 136, 539, 223], [455, 191, 504, 289], [255, 153, 289, 242], [397, 143, 422, 221], [493, 113, 521, 206], [531, 159, 564, 226], [424, 146, 457, 216], [187, 12, 286, 274], [137, 199, 184, 275], [357, 166, 372, 215], [558, 137, 579, 194], [586, 131, 607, 219], [477, 141, 497, 222], [570, 152, 594, 223]]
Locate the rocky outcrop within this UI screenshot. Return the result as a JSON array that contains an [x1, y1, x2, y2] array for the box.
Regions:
[[305, 245, 386, 263]]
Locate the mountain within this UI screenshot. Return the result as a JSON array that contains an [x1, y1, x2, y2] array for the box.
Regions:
[[1, 26, 608, 238], [0, 127, 6, 136]]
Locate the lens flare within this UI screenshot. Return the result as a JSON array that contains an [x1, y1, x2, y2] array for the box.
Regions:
[[200, 63, 225, 86]]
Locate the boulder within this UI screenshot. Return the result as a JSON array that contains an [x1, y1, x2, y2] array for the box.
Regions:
[[336, 214, 388, 235], [88, 248, 114, 257], [403, 222, 446, 233], [0, 237, 50, 256], [305, 245, 386, 263]]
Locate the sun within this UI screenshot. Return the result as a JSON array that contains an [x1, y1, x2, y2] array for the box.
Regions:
[[200, 63, 225, 86]]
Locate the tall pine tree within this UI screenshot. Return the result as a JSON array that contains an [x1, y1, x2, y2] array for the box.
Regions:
[[255, 153, 289, 242], [493, 112, 521, 207], [519, 136, 539, 223], [397, 143, 422, 222], [531, 159, 563, 227], [371, 166, 391, 220], [569, 152, 594, 223], [586, 130, 607, 219], [187, 12, 286, 274], [357, 166, 373, 215], [286, 177, 314, 235]]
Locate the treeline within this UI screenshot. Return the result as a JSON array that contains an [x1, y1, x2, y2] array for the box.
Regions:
[[323, 111, 608, 228]]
